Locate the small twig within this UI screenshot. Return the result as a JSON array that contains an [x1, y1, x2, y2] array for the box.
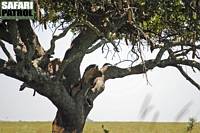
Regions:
[[110, 40, 120, 52], [102, 43, 111, 59], [132, 23, 155, 51], [47, 20, 78, 55], [167, 48, 200, 90], [129, 46, 140, 65], [137, 32, 151, 85], [47, 19, 104, 56], [195, 51, 200, 59], [52, 23, 63, 36], [176, 65, 200, 91]]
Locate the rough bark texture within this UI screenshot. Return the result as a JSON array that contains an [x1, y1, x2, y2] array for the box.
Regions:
[[1, 2, 200, 131]]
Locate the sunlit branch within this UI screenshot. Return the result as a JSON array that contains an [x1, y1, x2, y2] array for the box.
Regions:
[[86, 39, 107, 54], [114, 60, 135, 66]]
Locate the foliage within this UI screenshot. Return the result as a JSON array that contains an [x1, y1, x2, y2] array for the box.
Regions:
[[33, 1, 200, 91], [0, 0, 200, 132], [38, 0, 200, 50]]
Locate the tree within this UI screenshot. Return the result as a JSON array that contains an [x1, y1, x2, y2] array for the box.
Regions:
[[0, 0, 200, 133]]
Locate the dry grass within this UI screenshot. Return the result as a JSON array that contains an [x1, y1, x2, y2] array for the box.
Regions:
[[0, 121, 51, 133], [84, 122, 200, 133], [0, 121, 199, 133]]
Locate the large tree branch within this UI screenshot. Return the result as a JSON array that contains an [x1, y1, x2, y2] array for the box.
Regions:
[[0, 59, 25, 82], [103, 58, 200, 80], [158, 58, 200, 70], [7, 20, 27, 62], [47, 19, 103, 56], [103, 60, 155, 80], [0, 59, 76, 116], [17, 20, 45, 61], [57, 29, 99, 84], [85, 57, 200, 106]]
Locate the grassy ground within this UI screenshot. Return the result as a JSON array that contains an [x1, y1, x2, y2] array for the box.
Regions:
[[84, 122, 200, 133], [0, 121, 199, 133], [0, 121, 51, 133]]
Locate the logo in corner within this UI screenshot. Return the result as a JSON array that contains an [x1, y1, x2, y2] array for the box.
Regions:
[[0, 0, 34, 20]]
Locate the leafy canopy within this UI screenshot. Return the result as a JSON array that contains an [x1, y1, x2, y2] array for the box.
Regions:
[[38, 0, 200, 49]]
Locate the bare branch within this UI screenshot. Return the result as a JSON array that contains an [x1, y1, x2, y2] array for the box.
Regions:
[[154, 46, 168, 63], [47, 20, 78, 55], [0, 40, 15, 62], [103, 57, 200, 82], [47, 19, 104, 56], [176, 65, 200, 91], [158, 58, 200, 71], [103, 60, 155, 80], [114, 60, 135, 66]]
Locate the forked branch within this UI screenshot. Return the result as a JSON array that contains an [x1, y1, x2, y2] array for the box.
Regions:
[[47, 20, 78, 55]]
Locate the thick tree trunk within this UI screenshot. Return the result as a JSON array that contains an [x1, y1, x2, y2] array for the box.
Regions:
[[0, 20, 104, 133], [52, 108, 88, 133], [52, 101, 91, 133]]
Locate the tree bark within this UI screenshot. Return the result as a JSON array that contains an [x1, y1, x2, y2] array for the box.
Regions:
[[51, 85, 93, 133], [51, 62, 106, 133], [52, 110, 86, 133]]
